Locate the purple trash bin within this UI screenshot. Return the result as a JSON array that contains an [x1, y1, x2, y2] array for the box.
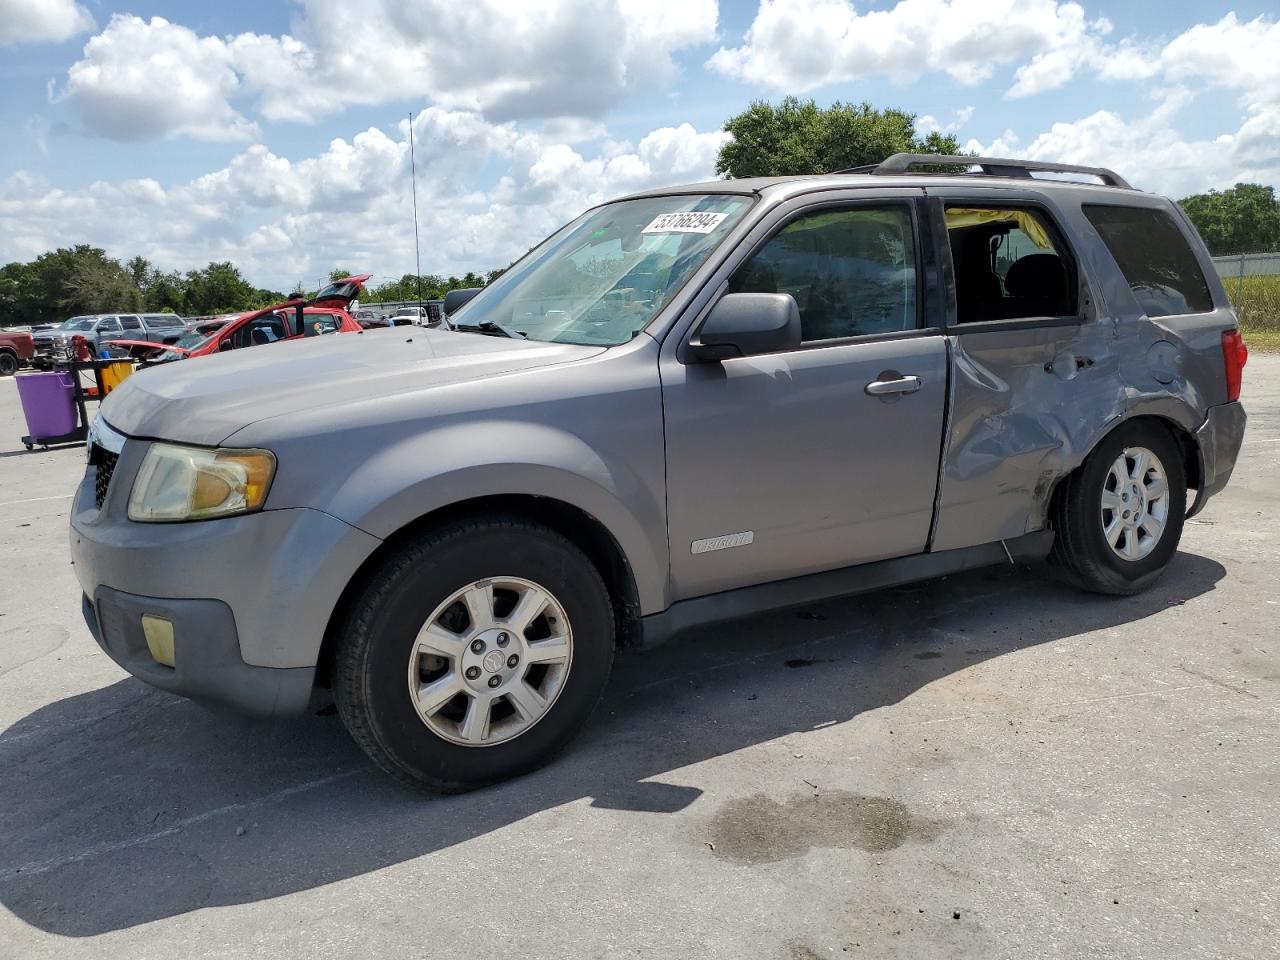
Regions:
[[16, 371, 77, 440]]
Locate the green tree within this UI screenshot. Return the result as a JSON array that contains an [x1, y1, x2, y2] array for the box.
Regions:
[[715, 97, 963, 179], [1179, 184, 1280, 256], [329, 267, 355, 283], [183, 262, 258, 314], [62, 253, 141, 314]]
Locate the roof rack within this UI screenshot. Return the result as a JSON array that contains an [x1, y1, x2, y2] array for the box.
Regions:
[[838, 153, 1134, 190]]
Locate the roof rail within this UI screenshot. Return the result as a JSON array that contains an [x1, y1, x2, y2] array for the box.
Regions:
[[843, 153, 1134, 190]]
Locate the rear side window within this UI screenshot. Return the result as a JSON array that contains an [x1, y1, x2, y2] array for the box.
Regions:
[[1083, 205, 1213, 317], [945, 205, 1077, 323]]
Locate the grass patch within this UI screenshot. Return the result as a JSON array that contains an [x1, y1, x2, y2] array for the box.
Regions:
[[1224, 274, 1280, 352]]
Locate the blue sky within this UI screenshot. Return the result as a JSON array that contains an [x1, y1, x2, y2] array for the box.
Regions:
[[1, 0, 1277, 290]]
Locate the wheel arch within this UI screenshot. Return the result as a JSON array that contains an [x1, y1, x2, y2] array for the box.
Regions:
[[1046, 412, 1202, 526], [316, 494, 644, 686]]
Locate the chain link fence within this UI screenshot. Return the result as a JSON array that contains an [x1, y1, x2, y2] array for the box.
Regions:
[[1212, 253, 1280, 336]]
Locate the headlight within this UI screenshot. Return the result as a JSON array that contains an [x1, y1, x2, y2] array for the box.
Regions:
[[128, 443, 276, 522]]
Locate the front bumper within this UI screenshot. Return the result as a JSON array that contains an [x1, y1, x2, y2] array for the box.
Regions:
[[70, 430, 383, 716], [82, 588, 314, 717], [1188, 400, 1247, 517]]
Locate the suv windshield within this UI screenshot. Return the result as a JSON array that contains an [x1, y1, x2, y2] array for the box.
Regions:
[[452, 194, 752, 345], [61, 317, 96, 331]]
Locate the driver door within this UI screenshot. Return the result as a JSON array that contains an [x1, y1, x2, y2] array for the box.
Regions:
[[660, 196, 949, 600]]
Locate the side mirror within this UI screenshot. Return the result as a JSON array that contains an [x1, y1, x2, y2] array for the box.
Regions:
[[687, 292, 801, 362], [443, 288, 482, 316]]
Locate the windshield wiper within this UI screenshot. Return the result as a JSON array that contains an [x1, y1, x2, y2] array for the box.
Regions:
[[456, 320, 526, 339]]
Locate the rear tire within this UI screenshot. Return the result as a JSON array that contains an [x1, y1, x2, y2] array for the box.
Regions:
[[332, 516, 615, 792], [1050, 420, 1186, 595], [0, 351, 18, 376]]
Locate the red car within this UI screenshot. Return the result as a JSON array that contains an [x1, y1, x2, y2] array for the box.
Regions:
[[0, 328, 35, 376], [114, 274, 369, 362]]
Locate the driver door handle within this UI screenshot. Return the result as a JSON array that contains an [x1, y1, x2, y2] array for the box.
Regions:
[[865, 375, 922, 396]]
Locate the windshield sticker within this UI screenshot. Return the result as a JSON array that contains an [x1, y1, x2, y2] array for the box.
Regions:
[[642, 211, 729, 235]]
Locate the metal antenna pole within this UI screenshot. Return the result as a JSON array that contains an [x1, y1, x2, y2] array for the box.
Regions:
[[409, 112, 423, 308]]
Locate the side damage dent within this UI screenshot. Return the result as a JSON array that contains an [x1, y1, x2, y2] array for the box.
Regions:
[[932, 332, 1127, 551], [933, 318, 1218, 554]]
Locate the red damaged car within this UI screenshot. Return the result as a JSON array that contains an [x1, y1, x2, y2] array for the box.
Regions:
[[113, 274, 369, 362]]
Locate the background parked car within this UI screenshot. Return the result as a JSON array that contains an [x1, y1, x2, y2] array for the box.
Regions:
[[391, 305, 430, 326], [32, 313, 185, 365], [142, 274, 369, 363], [0, 328, 35, 375]]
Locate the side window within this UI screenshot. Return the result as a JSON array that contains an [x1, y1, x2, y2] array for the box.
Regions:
[[728, 205, 918, 342], [1083, 204, 1213, 317], [120, 315, 142, 331], [945, 206, 1077, 323], [97, 317, 122, 333], [303, 313, 341, 336], [232, 316, 287, 349]]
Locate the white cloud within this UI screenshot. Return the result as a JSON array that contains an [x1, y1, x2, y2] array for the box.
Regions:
[[0, 113, 729, 290], [963, 94, 1280, 198], [0, 0, 92, 47], [916, 106, 975, 136], [707, 0, 1109, 92], [58, 1, 719, 142], [54, 16, 258, 142]]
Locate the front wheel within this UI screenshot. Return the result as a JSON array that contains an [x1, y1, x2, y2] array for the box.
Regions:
[[1050, 421, 1187, 595], [332, 517, 615, 792]]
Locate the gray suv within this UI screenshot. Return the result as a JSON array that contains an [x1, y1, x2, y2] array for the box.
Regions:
[[34, 312, 185, 364], [71, 155, 1248, 791]]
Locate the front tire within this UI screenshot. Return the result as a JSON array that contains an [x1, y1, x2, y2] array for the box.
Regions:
[[1050, 420, 1187, 595], [332, 517, 615, 792]]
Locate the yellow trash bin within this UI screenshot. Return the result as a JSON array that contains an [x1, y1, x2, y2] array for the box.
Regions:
[[100, 360, 134, 395]]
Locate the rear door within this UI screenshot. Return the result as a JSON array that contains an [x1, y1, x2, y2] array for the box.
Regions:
[[659, 191, 950, 600], [926, 188, 1120, 551]]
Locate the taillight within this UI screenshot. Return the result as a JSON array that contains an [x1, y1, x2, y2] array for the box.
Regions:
[[1222, 329, 1247, 403]]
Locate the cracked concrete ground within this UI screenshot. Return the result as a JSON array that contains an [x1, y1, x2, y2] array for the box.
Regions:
[[0, 360, 1276, 959]]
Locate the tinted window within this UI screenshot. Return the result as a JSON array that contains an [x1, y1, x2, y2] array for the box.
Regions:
[[729, 206, 917, 342], [120, 316, 142, 330], [144, 314, 182, 327], [97, 317, 122, 332], [1084, 205, 1212, 317], [945, 206, 1076, 323]]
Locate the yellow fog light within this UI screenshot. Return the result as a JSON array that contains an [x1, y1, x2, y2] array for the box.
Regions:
[[141, 615, 176, 667]]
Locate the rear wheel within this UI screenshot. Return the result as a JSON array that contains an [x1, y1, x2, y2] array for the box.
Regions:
[[1050, 421, 1186, 595], [332, 517, 615, 792], [0, 351, 18, 376]]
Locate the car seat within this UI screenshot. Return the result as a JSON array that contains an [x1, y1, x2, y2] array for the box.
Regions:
[[1001, 253, 1067, 319]]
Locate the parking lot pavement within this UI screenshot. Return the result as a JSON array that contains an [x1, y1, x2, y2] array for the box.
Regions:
[[0, 362, 1276, 960]]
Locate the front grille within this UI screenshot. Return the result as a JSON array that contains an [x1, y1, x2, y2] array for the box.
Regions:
[[90, 443, 119, 508]]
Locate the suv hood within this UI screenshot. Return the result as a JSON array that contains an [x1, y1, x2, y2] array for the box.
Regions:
[[100, 327, 605, 445]]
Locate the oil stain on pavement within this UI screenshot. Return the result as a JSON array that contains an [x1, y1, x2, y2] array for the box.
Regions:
[[704, 790, 944, 864]]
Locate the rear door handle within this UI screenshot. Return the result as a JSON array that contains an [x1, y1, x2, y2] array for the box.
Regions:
[[865, 375, 922, 396]]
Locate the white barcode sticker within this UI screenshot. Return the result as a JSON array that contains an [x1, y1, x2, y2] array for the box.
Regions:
[[641, 211, 729, 235]]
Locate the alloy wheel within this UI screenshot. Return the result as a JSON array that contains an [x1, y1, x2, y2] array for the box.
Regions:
[[406, 577, 573, 746], [1100, 445, 1170, 562]]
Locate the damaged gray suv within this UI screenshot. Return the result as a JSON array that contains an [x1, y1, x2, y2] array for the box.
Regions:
[[72, 154, 1248, 791]]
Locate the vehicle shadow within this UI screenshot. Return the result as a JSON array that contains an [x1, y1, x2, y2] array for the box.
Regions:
[[0, 553, 1225, 936]]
